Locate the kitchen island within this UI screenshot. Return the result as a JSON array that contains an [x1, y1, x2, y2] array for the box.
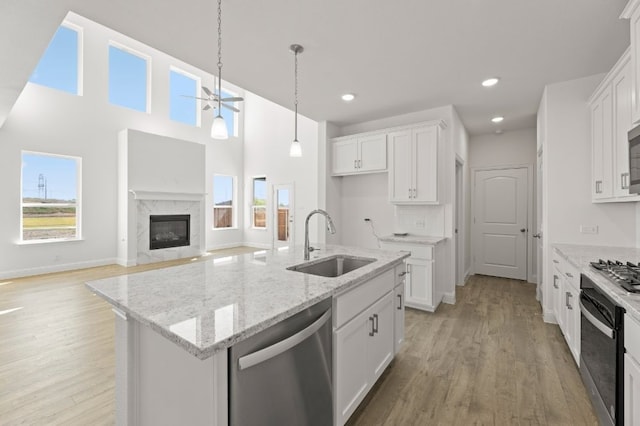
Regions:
[[86, 244, 409, 425]]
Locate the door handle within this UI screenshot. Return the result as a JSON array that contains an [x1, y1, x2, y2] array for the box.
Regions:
[[622, 172, 630, 190], [238, 309, 331, 370], [566, 272, 573, 278], [373, 313, 379, 334], [553, 275, 559, 289], [398, 271, 407, 277], [533, 233, 541, 239], [520, 228, 526, 233], [408, 188, 412, 199], [369, 316, 375, 336], [397, 293, 403, 310], [354, 160, 357, 169], [565, 292, 570, 308], [567, 293, 573, 310]]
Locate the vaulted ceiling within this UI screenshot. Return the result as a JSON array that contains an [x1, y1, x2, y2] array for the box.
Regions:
[[0, 0, 630, 135]]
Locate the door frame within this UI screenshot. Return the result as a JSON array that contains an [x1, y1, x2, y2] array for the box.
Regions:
[[470, 164, 534, 282], [272, 183, 295, 249], [454, 156, 466, 286]]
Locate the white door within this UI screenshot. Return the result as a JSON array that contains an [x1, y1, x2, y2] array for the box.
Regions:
[[273, 184, 294, 249], [473, 168, 528, 280], [455, 160, 463, 285], [536, 151, 543, 299]]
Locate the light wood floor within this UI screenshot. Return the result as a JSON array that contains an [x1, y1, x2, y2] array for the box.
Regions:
[[1, 259, 597, 425], [347, 275, 598, 426]]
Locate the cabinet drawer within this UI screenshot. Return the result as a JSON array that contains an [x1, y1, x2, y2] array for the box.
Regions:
[[626, 313, 640, 363], [334, 269, 394, 329], [380, 242, 433, 260], [552, 249, 579, 289]]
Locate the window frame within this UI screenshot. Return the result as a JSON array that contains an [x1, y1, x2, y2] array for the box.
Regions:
[[213, 174, 236, 230], [251, 176, 267, 230], [107, 41, 152, 113], [169, 66, 201, 127], [29, 21, 84, 96], [20, 151, 82, 244]]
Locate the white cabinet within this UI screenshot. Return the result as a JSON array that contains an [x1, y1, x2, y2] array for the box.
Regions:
[[622, 0, 640, 124], [380, 241, 445, 312], [625, 312, 640, 425], [589, 48, 639, 202], [388, 121, 445, 204], [331, 133, 387, 176], [394, 265, 406, 354], [333, 269, 396, 426], [551, 250, 580, 365]]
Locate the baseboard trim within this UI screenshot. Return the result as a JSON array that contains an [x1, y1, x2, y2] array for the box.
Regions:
[[242, 242, 272, 250], [207, 242, 246, 251], [0, 257, 117, 280], [443, 292, 456, 305]]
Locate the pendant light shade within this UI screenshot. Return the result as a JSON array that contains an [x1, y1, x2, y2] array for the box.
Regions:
[[289, 139, 302, 157], [289, 44, 304, 157], [211, 115, 228, 139]]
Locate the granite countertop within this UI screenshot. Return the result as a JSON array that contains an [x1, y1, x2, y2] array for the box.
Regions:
[[379, 234, 447, 245], [85, 244, 409, 360], [553, 243, 640, 323]]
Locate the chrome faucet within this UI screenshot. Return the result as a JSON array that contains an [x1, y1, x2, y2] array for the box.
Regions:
[[304, 209, 336, 260]]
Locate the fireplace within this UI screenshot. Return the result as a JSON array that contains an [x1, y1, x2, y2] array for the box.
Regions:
[[149, 214, 190, 250]]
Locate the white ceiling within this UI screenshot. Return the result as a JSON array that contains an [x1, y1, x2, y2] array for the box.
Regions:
[[0, 0, 631, 135]]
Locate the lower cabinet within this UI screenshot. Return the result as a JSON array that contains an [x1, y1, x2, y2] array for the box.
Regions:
[[551, 250, 580, 365], [625, 353, 640, 426], [394, 270, 405, 355]]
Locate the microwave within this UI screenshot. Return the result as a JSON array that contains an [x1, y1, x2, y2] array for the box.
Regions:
[[629, 124, 640, 194]]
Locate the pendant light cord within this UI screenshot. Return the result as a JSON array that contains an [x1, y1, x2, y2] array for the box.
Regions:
[[217, 0, 223, 115], [294, 49, 298, 142]]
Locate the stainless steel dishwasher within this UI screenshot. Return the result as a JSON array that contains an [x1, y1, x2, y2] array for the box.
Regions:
[[229, 298, 333, 426]]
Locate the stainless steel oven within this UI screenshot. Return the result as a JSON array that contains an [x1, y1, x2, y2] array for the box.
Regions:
[[579, 274, 625, 426]]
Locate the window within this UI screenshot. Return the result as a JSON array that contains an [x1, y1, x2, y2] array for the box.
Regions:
[[109, 44, 149, 112], [170, 68, 199, 126], [252, 177, 267, 229], [29, 24, 81, 95], [21, 152, 81, 241], [217, 88, 238, 137], [213, 175, 235, 229]]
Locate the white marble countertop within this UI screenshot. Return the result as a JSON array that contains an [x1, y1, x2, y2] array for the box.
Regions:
[[85, 244, 409, 360], [379, 234, 447, 245], [553, 243, 640, 323]]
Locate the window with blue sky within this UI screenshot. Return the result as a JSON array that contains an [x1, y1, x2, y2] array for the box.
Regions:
[[213, 175, 234, 229], [109, 45, 148, 112], [29, 24, 80, 95], [21, 152, 80, 241], [170, 69, 198, 126]]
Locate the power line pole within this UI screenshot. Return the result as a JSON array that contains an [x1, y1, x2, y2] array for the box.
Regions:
[[38, 174, 47, 200]]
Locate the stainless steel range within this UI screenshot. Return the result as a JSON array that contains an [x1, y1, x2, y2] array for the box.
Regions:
[[580, 261, 626, 426]]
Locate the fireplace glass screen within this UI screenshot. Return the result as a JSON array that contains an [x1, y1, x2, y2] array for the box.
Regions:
[[149, 214, 190, 250]]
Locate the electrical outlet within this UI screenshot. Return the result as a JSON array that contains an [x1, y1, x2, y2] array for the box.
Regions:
[[415, 220, 425, 229], [580, 225, 598, 234]]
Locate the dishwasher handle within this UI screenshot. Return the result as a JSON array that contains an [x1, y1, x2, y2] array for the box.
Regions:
[[238, 309, 331, 371], [579, 299, 614, 339]]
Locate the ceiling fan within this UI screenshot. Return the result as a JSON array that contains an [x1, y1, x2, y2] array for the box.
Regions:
[[182, 86, 243, 113]]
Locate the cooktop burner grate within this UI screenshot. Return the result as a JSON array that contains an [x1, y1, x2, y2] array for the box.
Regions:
[[590, 259, 640, 293]]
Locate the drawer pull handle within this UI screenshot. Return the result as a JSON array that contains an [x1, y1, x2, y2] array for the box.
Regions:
[[397, 294, 403, 310], [373, 314, 379, 334], [369, 316, 375, 336]]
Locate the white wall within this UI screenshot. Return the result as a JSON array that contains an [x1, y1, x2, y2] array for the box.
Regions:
[[318, 121, 342, 245], [0, 13, 244, 278], [242, 92, 320, 249]]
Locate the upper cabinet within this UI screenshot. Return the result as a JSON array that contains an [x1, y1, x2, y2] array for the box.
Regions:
[[589, 48, 639, 202], [331, 133, 387, 176], [388, 121, 445, 204], [622, 0, 640, 124]]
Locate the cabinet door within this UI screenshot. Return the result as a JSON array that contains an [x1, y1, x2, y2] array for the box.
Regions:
[[413, 125, 438, 203], [394, 282, 405, 355], [592, 99, 605, 199], [625, 353, 640, 426], [334, 309, 371, 425], [405, 258, 433, 310], [388, 130, 413, 203], [368, 292, 395, 382], [561, 279, 575, 354], [358, 134, 387, 173], [631, 8, 640, 125], [614, 58, 634, 198], [552, 270, 562, 326], [568, 283, 580, 364], [332, 139, 358, 175]]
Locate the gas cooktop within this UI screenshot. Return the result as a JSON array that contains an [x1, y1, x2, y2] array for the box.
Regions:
[[590, 259, 640, 293]]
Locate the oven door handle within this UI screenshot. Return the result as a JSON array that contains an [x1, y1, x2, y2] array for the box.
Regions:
[[579, 299, 614, 339]]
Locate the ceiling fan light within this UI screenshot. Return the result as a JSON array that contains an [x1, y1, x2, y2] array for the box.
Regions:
[[289, 139, 302, 157], [211, 115, 228, 139]]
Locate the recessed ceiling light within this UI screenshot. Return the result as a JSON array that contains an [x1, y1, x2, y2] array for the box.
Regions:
[[341, 93, 355, 102], [491, 116, 504, 123], [482, 78, 500, 87]]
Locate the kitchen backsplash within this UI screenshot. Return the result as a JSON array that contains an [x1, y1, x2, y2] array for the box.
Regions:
[[394, 205, 445, 236]]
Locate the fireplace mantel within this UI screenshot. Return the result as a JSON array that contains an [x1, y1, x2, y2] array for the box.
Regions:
[[129, 190, 206, 202]]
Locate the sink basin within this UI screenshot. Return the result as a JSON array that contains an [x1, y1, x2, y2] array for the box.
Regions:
[[287, 255, 376, 277]]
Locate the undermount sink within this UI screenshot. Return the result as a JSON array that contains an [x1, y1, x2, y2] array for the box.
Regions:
[[287, 255, 376, 278]]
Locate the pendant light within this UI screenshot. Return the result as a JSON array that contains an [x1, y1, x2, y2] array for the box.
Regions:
[[211, 0, 228, 140], [289, 44, 303, 157]]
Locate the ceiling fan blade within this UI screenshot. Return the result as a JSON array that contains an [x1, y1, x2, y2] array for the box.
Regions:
[[202, 86, 213, 97], [203, 104, 212, 111], [181, 95, 214, 101], [222, 103, 240, 113], [220, 96, 244, 102]]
